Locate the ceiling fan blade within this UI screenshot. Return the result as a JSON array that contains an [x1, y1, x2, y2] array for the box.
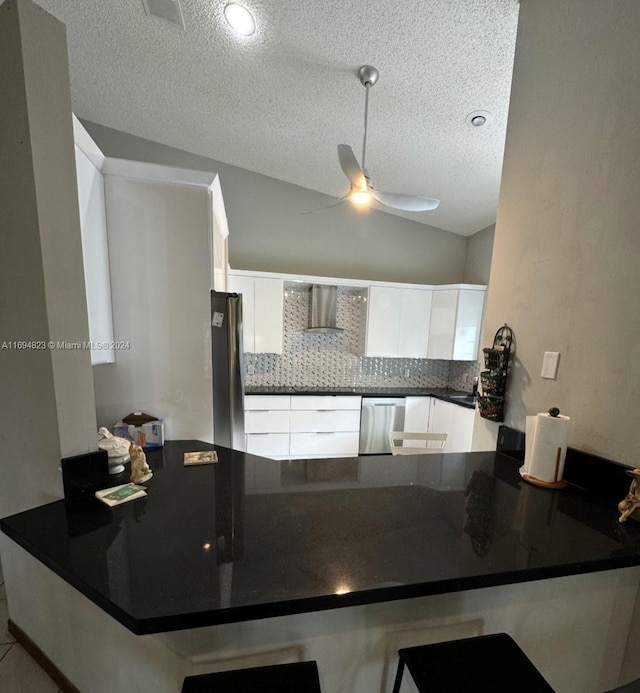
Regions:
[[337, 145, 365, 188], [370, 189, 440, 212], [301, 194, 349, 216]]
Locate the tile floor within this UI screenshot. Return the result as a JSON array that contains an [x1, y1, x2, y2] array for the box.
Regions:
[[0, 559, 63, 692]]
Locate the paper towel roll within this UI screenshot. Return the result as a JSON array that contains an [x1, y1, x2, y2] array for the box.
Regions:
[[522, 412, 571, 484]]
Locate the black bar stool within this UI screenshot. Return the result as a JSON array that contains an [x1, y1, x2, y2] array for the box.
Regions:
[[392, 633, 555, 693], [181, 660, 321, 692]]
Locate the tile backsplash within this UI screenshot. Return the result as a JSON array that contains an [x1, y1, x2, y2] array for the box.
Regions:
[[244, 285, 479, 391]]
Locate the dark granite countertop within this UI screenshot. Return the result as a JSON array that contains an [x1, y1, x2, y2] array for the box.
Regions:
[[245, 387, 477, 408], [2, 441, 640, 636]]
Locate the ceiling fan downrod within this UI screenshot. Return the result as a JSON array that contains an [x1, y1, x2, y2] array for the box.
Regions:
[[358, 65, 379, 174]]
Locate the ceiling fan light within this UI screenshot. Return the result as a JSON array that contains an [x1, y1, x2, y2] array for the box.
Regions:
[[224, 3, 256, 36], [351, 189, 372, 205]]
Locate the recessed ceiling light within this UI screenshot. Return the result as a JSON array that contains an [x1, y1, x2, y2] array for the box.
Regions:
[[466, 110, 492, 127], [224, 3, 256, 36]]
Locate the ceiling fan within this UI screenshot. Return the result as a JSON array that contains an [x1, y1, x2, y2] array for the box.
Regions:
[[305, 65, 440, 215]]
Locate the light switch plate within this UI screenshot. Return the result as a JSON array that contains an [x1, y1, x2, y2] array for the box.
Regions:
[[541, 351, 560, 379]]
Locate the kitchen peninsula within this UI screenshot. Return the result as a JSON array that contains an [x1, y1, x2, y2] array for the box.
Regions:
[[2, 442, 640, 693]]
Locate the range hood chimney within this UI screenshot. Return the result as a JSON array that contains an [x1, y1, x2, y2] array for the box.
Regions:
[[305, 285, 344, 334]]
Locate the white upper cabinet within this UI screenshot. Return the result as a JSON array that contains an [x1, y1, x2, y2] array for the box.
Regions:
[[427, 290, 457, 360], [453, 289, 485, 360], [226, 269, 484, 361], [428, 288, 485, 361], [228, 272, 284, 353], [365, 287, 402, 357], [227, 274, 255, 352], [365, 286, 432, 358]]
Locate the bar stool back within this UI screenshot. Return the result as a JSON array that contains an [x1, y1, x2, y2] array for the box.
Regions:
[[391, 633, 555, 693], [182, 660, 321, 693]]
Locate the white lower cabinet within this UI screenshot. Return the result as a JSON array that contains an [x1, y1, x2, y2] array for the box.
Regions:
[[404, 396, 475, 453], [289, 396, 361, 459], [244, 395, 361, 459], [244, 394, 473, 458], [290, 409, 360, 433], [246, 433, 290, 458], [290, 432, 360, 457], [245, 410, 290, 433], [403, 397, 433, 448], [290, 396, 361, 411], [244, 395, 290, 459], [428, 398, 475, 453]]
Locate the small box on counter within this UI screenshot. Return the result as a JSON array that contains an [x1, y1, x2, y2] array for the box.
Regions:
[[113, 414, 164, 448]]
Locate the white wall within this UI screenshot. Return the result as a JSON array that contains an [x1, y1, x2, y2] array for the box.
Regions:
[[0, 0, 97, 517], [92, 176, 213, 441], [81, 120, 470, 286], [480, 0, 640, 462]]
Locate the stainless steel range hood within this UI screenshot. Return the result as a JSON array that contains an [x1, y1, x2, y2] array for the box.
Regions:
[[304, 285, 344, 334]]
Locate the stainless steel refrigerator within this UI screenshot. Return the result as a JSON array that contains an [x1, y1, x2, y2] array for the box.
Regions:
[[211, 290, 245, 451]]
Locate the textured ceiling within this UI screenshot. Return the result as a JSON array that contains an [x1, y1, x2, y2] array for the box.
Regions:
[[34, 0, 519, 236]]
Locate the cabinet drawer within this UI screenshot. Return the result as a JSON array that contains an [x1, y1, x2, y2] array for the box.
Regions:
[[245, 410, 290, 433], [244, 395, 291, 410], [290, 432, 360, 456], [290, 409, 360, 433], [246, 433, 289, 457], [290, 395, 361, 410]]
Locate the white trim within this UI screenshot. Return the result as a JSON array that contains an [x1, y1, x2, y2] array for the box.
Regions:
[[209, 176, 229, 239], [228, 268, 486, 293], [432, 283, 486, 291], [72, 114, 105, 170], [101, 157, 218, 189]]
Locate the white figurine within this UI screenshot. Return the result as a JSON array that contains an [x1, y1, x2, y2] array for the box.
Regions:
[[97, 427, 130, 474], [618, 469, 640, 523], [129, 443, 153, 484]]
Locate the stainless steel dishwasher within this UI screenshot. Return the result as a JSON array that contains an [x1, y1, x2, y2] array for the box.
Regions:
[[359, 398, 406, 454]]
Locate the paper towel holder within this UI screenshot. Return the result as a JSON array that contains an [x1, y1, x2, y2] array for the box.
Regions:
[[522, 407, 569, 490], [522, 470, 568, 490]]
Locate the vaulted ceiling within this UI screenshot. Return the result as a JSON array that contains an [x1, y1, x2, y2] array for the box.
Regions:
[[35, 0, 519, 236]]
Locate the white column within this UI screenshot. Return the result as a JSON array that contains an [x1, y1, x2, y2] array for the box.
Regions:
[[0, 0, 97, 516]]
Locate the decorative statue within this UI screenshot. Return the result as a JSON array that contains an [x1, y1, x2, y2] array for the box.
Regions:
[[129, 443, 153, 484], [97, 427, 130, 475], [618, 469, 640, 523]]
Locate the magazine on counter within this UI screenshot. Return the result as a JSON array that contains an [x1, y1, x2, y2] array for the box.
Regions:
[[95, 483, 147, 507]]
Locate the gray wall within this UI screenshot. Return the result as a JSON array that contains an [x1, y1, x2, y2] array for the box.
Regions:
[[81, 120, 469, 285], [464, 224, 495, 285], [482, 0, 640, 463]]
